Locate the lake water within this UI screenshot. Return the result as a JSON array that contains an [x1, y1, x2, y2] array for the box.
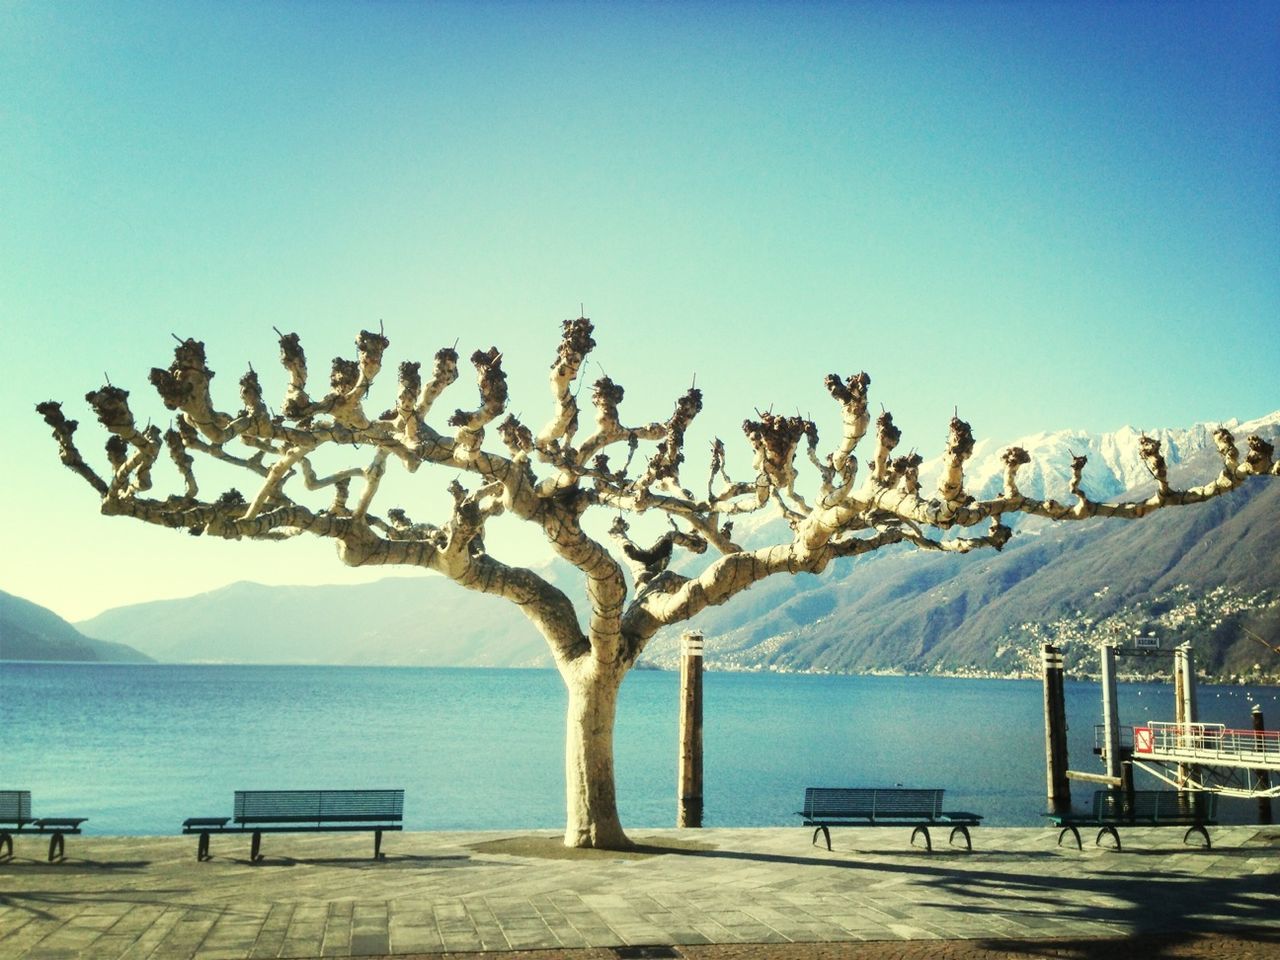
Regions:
[[2, 662, 1276, 835]]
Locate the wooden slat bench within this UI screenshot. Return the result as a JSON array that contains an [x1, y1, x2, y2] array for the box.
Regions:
[[1045, 789, 1218, 851], [797, 787, 983, 852], [183, 789, 404, 861], [0, 789, 88, 862]]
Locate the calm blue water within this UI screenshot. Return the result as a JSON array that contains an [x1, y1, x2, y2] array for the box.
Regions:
[[2, 662, 1276, 835]]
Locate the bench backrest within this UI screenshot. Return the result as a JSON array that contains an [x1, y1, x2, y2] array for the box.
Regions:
[[803, 787, 943, 819], [1092, 790, 1218, 823], [0, 790, 33, 823], [234, 789, 405, 824]]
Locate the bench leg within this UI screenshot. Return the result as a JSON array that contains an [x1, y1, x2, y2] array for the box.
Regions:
[[250, 831, 264, 863], [1095, 826, 1121, 851], [47, 832, 65, 863], [910, 826, 933, 852], [0, 831, 11, 861], [197, 831, 212, 862], [949, 825, 973, 851], [374, 829, 384, 860], [1057, 826, 1082, 851], [811, 826, 831, 851], [1184, 825, 1211, 849]]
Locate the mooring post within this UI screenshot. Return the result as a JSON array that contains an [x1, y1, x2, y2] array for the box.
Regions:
[[1042, 643, 1070, 814], [1100, 643, 1122, 785], [1180, 642, 1198, 725], [1174, 643, 1199, 787], [678, 630, 704, 828], [1253, 704, 1273, 825]]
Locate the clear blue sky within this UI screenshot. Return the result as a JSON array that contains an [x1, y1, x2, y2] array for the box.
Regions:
[[2, 1, 1276, 622]]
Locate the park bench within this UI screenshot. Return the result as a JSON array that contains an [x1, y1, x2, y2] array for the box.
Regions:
[[0, 789, 87, 862], [183, 788, 404, 861], [1045, 789, 1218, 851], [797, 787, 983, 852]]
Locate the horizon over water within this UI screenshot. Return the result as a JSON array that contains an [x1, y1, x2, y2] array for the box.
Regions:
[[2, 662, 1276, 835]]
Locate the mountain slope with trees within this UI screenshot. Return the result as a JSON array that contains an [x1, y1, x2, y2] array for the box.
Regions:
[[642, 438, 1280, 681]]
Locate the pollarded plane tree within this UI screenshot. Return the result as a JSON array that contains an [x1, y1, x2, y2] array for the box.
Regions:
[[37, 318, 1278, 848]]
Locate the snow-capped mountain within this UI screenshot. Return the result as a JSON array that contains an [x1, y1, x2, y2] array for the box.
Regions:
[[920, 411, 1280, 503], [643, 409, 1280, 679], [728, 410, 1279, 550]]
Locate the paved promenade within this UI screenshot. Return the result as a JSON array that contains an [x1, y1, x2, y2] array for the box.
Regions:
[[2, 826, 1277, 959]]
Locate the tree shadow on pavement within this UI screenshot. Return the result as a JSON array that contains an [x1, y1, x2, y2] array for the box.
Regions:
[[610, 838, 1280, 955], [0, 886, 191, 921]]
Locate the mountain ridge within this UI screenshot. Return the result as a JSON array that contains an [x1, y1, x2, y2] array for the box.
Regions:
[[77, 576, 551, 666]]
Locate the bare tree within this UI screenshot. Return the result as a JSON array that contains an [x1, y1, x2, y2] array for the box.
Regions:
[[37, 318, 1278, 848]]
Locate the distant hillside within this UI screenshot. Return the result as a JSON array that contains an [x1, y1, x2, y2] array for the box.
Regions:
[[0, 591, 152, 663], [78, 575, 556, 666]]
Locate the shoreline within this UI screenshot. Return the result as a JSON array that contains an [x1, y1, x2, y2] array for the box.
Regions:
[[6, 656, 1279, 686]]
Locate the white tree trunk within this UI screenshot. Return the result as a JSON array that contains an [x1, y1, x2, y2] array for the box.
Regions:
[[561, 657, 630, 848]]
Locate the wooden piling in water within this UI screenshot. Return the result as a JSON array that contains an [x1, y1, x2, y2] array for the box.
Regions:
[[1100, 643, 1122, 785], [678, 630, 704, 828], [1042, 644, 1070, 814]]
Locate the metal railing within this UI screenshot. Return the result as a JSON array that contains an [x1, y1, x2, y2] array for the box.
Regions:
[[1092, 724, 1134, 751], [1132, 722, 1280, 768]]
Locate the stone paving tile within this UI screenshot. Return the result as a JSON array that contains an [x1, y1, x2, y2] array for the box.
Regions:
[[680, 917, 737, 944], [435, 924, 483, 953], [116, 905, 189, 960], [466, 902, 514, 952], [104, 904, 170, 939], [140, 909, 219, 960], [320, 902, 353, 956], [201, 926, 263, 956], [1, 919, 53, 959], [528, 904, 590, 949], [192, 949, 257, 960], [246, 903, 293, 959], [349, 932, 392, 956], [491, 927, 556, 952], [278, 924, 327, 959], [2, 827, 1279, 959], [93, 935, 145, 959], [388, 928, 443, 955]]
